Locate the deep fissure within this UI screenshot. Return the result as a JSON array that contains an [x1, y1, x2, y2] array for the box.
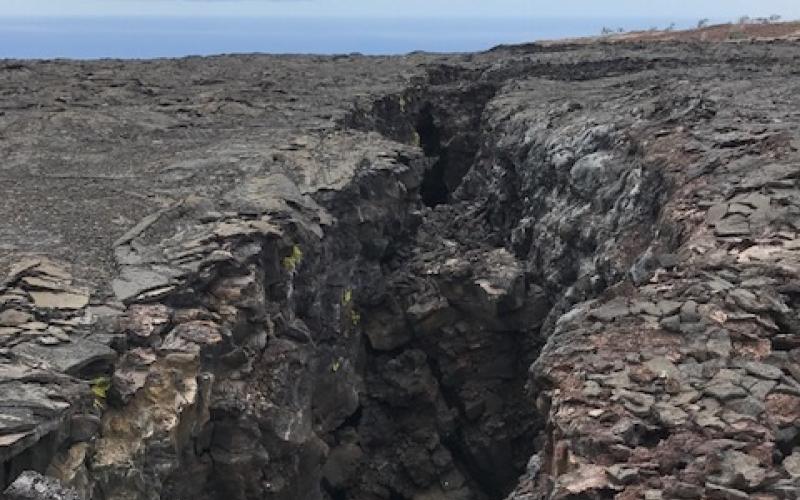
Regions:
[[0, 44, 719, 500], [299, 53, 675, 499], [300, 73, 557, 500], [416, 105, 449, 207]]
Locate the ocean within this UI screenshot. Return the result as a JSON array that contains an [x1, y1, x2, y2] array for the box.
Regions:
[[0, 17, 701, 59]]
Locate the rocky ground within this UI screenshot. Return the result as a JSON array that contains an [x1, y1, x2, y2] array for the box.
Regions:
[[1, 26, 800, 500]]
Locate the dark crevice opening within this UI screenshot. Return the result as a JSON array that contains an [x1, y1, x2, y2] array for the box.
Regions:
[[416, 105, 450, 207], [341, 404, 363, 429], [322, 479, 347, 500], [425, 353, 506, 499]]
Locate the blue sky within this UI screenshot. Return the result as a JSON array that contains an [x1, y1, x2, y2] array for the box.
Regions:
[[3, 0, 800, 18], [1, 1, 798, 58]]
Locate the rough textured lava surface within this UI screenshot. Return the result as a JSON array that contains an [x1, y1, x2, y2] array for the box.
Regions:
[[2, 33, 800, 500]]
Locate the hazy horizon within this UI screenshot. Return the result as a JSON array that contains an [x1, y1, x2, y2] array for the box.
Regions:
[[0, 16, 715, 59], [1, 0, 798, 59]]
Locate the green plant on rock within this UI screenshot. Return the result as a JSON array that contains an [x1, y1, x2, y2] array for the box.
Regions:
[[350, 309, 361, 326], [90, 376, 111, 410], [342, 288, 353, 306], [282, 244, 303, 272]]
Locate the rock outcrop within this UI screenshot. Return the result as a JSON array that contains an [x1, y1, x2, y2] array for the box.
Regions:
[[2, 31, 800, 500]]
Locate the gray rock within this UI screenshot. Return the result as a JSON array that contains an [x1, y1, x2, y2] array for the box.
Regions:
[[714, 216, 750, 237], [704, 483, 748, 500], [12, 337, 116, 375], [724, 396, 764, 417], [704, 383, 747, 401], [69, 414, 102, 443], [569, 152, 619, 198], [735, 360, 783, 380], [775, 426, 798, 451], [657, 253, 679, 269], [728, 288, 765, 313], [363, 305, 411, 351], [606, 464, 639, 484], [665, 482, 703, 499], [111, 267, 174, 303], [588, 300, 630, 322], [654, 403, 689, 427], [644, 357, 681, 380], [706, 329, 732, 359], [3, 471, 81, 500], [0, 408, 37, 435], [712, 450, 767, 490], [630, 301, 661, 316], [617, 389, 654, 416], [321, 443, 363, 490], [656, 300, 682, 316], [659, 314, 681, 332], [644, 490, 663, 500], [28, 290, 89, 310], [784, 451, 800, 478], [679, 300, 701, 323], [0, 309, 34, 327]]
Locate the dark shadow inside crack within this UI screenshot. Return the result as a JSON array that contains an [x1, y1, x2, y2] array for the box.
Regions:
[[416, 105, 450, 207]]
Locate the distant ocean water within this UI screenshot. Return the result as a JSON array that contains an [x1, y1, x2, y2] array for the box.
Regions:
[[0, 17, 701, 59]]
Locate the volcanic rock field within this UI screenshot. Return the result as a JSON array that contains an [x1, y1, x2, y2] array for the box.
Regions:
[[2, 30, 800, 500]]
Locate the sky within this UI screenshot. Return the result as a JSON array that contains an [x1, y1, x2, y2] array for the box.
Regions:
[[1, 1, 799, 58], [2, 0, 800, 19]]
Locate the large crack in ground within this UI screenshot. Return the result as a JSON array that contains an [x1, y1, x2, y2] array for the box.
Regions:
[[314, 75, 537, 500], [0, 54, 672, 500], [364, 56, 693, 500], [317, 60, 667, 499], [5, 39, 800, 500]]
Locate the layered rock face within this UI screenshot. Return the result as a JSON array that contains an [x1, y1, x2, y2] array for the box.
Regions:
[[1, 36, 800, 500]]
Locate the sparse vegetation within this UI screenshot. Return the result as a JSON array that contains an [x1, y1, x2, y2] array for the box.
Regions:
[[350, 309, 361, 326], [697, 18, 710, 29], [282, 244, 303, 272], [91, 376, 111, 409], [728, 30, 748, 40]]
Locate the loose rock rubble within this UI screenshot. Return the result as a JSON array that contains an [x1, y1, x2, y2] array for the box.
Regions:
[[2, 30, 800, 500]]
